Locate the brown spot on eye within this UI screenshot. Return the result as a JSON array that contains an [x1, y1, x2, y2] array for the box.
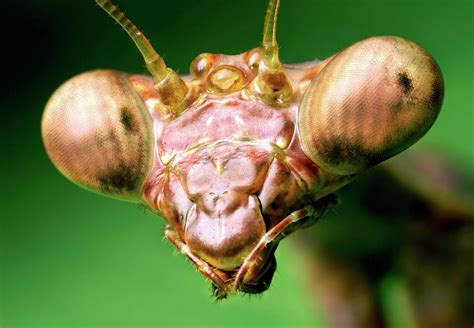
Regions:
[[430, 78, 444, 107], [120, 108, 134, 132], [98, 165, 141, 192], [398, 72, 413, 94], [317, 137, 389, 172]]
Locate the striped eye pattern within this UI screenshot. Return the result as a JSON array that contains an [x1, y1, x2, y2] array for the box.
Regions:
[[298, 36, 444, 176]]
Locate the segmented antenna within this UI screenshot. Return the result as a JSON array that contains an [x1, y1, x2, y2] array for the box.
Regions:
[[262, 0, 280, 69], [96, 0, 188, 113], [253, 0, 293, 107]]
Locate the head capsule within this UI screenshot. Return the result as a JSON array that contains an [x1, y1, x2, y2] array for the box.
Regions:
[[298, 36, 444, 176], [42, 70, 154, 201]]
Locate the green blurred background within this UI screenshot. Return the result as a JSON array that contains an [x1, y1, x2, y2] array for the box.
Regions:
[[1, 0, 473, 327]]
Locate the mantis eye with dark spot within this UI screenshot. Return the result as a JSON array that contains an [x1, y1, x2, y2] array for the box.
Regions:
[[298, 36, 444, 175], [41, 70, 154, 201]]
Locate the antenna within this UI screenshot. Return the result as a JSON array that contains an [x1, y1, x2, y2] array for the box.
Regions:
[[253, 0, 293, 107], [262, 0, 281, 69], [96, 0, 188, 114]]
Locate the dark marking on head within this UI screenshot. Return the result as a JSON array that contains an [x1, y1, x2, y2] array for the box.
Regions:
[[159, 84, 174, 105], [430, 78, 444, 107], [240, 253, 277, 295], [98, 165, 141, 193], [317, 136, 393, 173], [263, 71, 287, 92], [319, 137, 364, 166], [398, 72, 413, 94], [120, 108, 134, 132], [318, 125, 427, 174]]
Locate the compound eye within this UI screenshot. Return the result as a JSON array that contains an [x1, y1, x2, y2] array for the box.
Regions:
[[42, 70, 154, 201], [298, 36, 443, 175]]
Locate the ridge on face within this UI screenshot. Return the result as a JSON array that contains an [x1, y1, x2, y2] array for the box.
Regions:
[[129, 51, 326, 161], [147, 140, 316, 289], [135, 52, 336, 295]]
